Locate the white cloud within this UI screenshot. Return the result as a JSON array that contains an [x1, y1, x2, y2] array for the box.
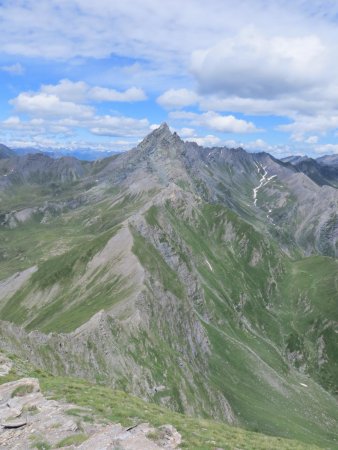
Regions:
[[3, 78, 151, 144], [170, 110, 260, 134], [41, 80, 89, 103], [1, 1, 336, 65], [157, 89, 199, 109], [183, 134, 292, 156], [4, 137, 136, 152], [191, 30, 327, 99], [0, 62, 24, 75], [305, 135, 319, 144], [278, 115, 338, 140], [198, 111, 259, 134], [10, 92, 94, 119], [178, 127, 195, 137], [1, 116, 76, 136], [89, 86, 146, 102], [1, 110, 150, 140], [3, 1, 338, 150], [188, 27, 338, 127], [225, 138, 293, 157], [3, 116, 21, 126], [89, 116, 150, 137], [41, 79, 146, 103], [186, 134, 221, 147], [313, 144, 338, 154], [198, 95, 329, 117], [149, 123, 161, 131]]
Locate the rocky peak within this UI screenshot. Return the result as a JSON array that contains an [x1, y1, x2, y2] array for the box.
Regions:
[[155, 122, 171, 135], [136, 123, 184, 159], [142, 122, 173, 144]]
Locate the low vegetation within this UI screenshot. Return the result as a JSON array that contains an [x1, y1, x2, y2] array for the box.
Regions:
[[0, 354, 323, 450]]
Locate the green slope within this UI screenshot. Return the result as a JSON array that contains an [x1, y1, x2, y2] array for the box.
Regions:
[[0, 190, 337, 447], [0, 353, 324, 450], [0, 152, 337, 449], [141, 198, 338, 446], [275, 256, 338, 393]]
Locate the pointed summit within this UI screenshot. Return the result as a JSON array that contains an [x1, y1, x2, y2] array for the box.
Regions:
[[151, 122, 172, 138], [136, 122, 184, 161], [158, 122, 170, 131], [137, 123, 172, 148]]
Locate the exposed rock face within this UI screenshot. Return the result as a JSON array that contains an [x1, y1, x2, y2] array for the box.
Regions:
[[0, 361, 181, 450], [0, 355, 12, 377], [77, 423, 181, 450]]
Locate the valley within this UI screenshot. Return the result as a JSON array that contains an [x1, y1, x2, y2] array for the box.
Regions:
[[0, 124, 337, 448]]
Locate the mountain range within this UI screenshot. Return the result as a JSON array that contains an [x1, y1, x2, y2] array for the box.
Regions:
[[0, 124, 337, 448], [13, 146, 120, 161]]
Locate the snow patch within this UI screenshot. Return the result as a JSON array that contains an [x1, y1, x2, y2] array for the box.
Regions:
[[205, 259, 213, 271], [253, 163, 276, 207]]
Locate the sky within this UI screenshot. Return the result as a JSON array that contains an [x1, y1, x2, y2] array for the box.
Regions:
[[1, 1, 338, 157]]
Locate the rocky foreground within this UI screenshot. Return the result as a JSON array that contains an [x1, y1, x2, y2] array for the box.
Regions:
[[0, 356, 181, 450]]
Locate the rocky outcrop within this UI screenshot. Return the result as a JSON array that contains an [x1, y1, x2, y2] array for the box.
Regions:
[[0, 371, 181, 450]]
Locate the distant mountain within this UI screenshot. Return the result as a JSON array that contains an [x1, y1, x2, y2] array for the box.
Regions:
[[14, 147, 120, 161], [284, 154, 338, 187], [0, 153, 90, 189], [281, 155, 309, 164], [317, 154, 338, 167], [0, 143, 16, 159]]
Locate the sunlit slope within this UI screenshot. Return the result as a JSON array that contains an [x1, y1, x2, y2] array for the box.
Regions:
[[0, 352, 323, 450], [0, 126, 338, 448], [0, 188, 337, 447]]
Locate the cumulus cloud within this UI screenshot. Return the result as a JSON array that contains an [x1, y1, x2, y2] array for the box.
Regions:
[[4, 137, 137, 152], [1, 112, 150, 139], [3, 1, 338, 151], [197, 111, 259, 133], [10, 92, 94, 119], [41, 80, 89, 103], [89, 116, 150, 137], [157, 89, 199, 109], [1, 116, 76, 138], [223, 138, 293, 157], [3, 78, 151, 146], [170, 110, 260, 134], [89, 86, 146, 102], [191, 30, 327, 98], [178, 127, 195, 137], [1, 1, 337, 66], [186, 134, 221, 147], [41, 79, 147, 103], [278, 115, 338, 141], [313, 144, 338, 154]]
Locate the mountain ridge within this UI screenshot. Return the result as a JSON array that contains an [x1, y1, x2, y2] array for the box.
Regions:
[[0, 125, 337, 447]]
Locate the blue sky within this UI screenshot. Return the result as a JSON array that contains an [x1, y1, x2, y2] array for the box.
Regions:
[[1, 1, 338, 157]]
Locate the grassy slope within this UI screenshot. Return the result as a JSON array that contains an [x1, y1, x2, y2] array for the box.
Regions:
[[0, 187, 337, 447], [0, 188, 154, 332], [275, 256, 338, 393], [144, 201, 338, 447], [0, 354, 322, 450]]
